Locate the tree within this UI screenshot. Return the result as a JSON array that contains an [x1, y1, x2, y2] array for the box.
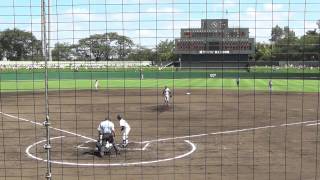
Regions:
[[155, 40, 177, 63], [127, 46, 155, 61], [273, 26, 299, 61], [306, 29, 317, 36], [283, 26, 296, 39], [0, 28, 42, 61], [299, 30, 319, 60], [106, 32, 134, 59], [76, 32, 134, 61], [52, 43, 77, 61], [255, 43, 272, 61], [317, 20, 320, 31], [270, 25, 283, 43], [116, 34, 134, 58], [258, 24, 320, 62], [78, 34, 113, 61]]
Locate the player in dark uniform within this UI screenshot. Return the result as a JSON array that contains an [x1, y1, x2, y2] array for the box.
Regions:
[[96, 118, 120, 156]]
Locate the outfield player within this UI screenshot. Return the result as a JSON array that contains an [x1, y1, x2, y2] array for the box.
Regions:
[[236, 76, 240, 87], [94, 79, 99, 90], [140, 69, 144, 80], [97, 117, 119, 156], [162, 85, 172, 106], [269, 79, 272, 92], [117, 114, 131, 147]]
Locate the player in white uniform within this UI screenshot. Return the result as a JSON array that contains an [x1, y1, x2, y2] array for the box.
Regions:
[[269, 79, 272, 92], [96, 118, 119, 156], [162, 86, 172, 106], [117, 114, 131, 147], [94, 80, 99, 90]]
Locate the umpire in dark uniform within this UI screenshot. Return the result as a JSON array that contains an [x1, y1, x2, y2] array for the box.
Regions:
[[96, 117, 120, 156]]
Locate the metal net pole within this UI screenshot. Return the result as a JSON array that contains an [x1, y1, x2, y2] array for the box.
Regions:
[[41, 0, 52, 179], [48, 0, 52, 62]]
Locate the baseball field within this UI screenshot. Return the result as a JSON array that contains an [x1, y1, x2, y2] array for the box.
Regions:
[[1, 69, 320, 179]]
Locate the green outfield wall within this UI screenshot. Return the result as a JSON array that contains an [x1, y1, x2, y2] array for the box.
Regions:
[[0, 71, 319, 81]]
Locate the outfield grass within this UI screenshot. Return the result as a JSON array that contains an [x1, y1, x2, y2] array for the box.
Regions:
[[1, 78, 319, 93]]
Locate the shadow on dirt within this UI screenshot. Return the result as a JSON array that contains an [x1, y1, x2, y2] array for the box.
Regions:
[[147, 104, 170, 113], [81, 149, 115, 158], [82, 150, 96, 156], [77, 141, 120, 158]]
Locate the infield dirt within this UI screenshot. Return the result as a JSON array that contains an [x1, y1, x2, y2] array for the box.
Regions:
[[1, 89, 320, 180]]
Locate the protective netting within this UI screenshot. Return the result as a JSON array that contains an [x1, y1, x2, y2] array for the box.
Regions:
[[0, 0, 319, 180]]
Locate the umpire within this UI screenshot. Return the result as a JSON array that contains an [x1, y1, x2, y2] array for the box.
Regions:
[[96, 117, 120, 156]]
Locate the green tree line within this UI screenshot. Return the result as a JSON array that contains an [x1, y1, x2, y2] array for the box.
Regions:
[[255, 20, 320, 62], [0, 28, 176, 62], [0, 28, 42, 61], [0, 21, 319, 62], [52, 35, 176, 62]]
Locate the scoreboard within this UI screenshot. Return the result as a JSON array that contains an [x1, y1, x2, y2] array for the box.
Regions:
[[174, 19, 255, 55], [175, 39, 254, 54]]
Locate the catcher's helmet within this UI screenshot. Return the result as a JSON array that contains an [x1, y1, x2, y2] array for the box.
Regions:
[[117, 114, 122, 120]]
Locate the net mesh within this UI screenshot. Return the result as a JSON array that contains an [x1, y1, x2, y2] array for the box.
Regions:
[[0, 0, 319, 179]]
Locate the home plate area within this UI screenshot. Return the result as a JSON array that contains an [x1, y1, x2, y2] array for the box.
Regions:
[[75, 139, 195, 162], [75, 140, 151, 153], [27, 136, 196, 166]]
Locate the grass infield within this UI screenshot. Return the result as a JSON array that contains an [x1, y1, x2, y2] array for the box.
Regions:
[[0, 78, 319, 93]]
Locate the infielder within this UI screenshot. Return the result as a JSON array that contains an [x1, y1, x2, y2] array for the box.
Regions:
[[117, 114, 131, 148], [162, 85, 172, 106], [97, 117, 120, 156]]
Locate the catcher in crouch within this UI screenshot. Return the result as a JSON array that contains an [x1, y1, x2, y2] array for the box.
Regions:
[[162, 85, 172, 106]]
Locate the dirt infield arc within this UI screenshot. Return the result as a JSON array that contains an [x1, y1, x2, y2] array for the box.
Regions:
[[1, 89, 320, 180]]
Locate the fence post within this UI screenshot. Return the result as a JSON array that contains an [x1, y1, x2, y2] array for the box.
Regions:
[[41, 0, 52, 179]]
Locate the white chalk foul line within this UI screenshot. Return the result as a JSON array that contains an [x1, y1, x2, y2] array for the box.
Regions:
[[307, 123, 320, 127], [75, 140, 94, 150], [142, 143, 150, 151], [1, 111, 197, 166], [26, 136, 196, 167], [75, 141, 151, 151], [0, 112, 95, 141], [3, 111, 320, 167], [142, 120, 320, 144], [0, 111, 150, 151]]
